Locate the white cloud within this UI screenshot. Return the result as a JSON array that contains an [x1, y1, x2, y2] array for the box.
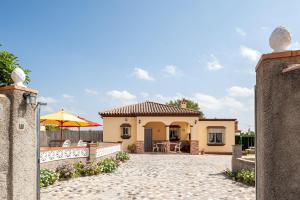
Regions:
[[194, 93, 222, 110], [62, 94, 74, 99], [132, 67, 154, 81], [107, 90, 137, 105], [163, 65, 177, 76], [85, 89, 98, 96], [193, 93, 247, 112], [148, 92, 247, 112], [207, 54, 223, 71], [240, 46, 261, 62], [227, 86, 254, 97], [235, 27, 246, 36], [222, 97, 247, 111], [37, 96, 58, 104]]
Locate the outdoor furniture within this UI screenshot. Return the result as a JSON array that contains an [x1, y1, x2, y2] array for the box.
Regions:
[[77, 140, 87, 147], [174, 142, 182, 153], [152, 143, 159, 152], [62, 139, 71, 147], [156, 142, 167, 152]]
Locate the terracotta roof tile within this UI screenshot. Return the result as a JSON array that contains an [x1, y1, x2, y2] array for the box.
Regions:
[[99, 101, 201, 117]]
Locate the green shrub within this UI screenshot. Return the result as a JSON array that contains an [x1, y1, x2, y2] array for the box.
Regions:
[[56, 164, 75, 180], [225, 168, 235, 178], [225, 169, 255, 186], [74, 161, 101, 177], [236, 169, 255, 186], [40, 169, 59, 188], [116, 151, 130, 162], [97, 158, 117, 173], [74, 161, 85, 177]]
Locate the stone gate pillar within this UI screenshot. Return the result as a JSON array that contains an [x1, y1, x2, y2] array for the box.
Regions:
[[0, 85, 38, 200], [256, 50, 300, 200], [231, 145, 242, 172], [190, 125, 199, 155], [136, 123, 144, 153]]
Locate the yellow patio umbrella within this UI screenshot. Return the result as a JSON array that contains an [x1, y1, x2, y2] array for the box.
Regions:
[[40, 109, 90, 140]]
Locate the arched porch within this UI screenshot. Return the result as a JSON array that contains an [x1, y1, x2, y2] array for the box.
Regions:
[[142, 120, 193, 153]]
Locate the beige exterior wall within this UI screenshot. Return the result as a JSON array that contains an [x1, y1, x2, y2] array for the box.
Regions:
[[102, 115, 236, 154], [102, 117, 138, 151], [198, 120, 236, 154]]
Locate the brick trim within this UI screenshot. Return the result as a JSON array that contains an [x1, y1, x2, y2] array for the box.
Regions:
[[190, 140, 199, 155], [136, 141, 144, 153]]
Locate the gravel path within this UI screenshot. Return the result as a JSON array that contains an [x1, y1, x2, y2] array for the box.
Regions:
[[41, 154, 255, 200]]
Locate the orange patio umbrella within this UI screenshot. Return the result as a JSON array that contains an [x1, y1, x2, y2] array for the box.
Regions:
[[40, 109, 90, 140], [58, 116, 102, 140]]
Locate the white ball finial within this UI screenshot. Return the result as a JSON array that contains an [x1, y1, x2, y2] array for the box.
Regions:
[[11, 67, 26, 87], [269, 26, 291, 52]]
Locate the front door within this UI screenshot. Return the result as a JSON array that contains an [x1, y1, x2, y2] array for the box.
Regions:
[[144, 128, 152, 152]]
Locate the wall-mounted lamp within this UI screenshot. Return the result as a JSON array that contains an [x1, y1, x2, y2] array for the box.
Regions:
[[194, 120, 197, 125], [138, 119, 141, 124], [23, 93, 37, 105]]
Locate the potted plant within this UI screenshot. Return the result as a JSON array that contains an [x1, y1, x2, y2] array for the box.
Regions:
[[200, 148, 205, 155], [127, 144, 136, 153]]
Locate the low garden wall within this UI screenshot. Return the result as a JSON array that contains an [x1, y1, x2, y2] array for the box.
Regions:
[[232, 145, 255, 172], [40, 143, 121, 170], [235, 158, 255, 171]]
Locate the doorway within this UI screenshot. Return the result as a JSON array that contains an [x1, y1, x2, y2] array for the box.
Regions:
[[144, 128, 153, 152]]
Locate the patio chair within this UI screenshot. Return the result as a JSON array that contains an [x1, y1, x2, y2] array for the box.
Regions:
[[77, 140, 87, 147], [174, 142, 182, 153], [62, 139, 71, 147], [153, 143, 159, 152], [162, 142, 168, 152]]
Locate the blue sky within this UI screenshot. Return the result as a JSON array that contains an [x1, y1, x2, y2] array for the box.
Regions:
[[1, 0, 300, 131]]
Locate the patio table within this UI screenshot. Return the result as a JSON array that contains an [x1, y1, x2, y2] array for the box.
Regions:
[[155, 142, 167, 152]]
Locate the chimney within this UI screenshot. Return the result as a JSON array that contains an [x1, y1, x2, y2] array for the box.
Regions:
[[180, 99, 187, 109]]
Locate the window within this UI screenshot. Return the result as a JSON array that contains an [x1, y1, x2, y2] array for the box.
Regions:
[[120, 123, 131, 139], [169, 125, 180, 141], [207, 127, 225, 145]]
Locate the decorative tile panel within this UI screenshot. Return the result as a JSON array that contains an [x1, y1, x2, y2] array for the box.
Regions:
[[40, 148, 89, 163]]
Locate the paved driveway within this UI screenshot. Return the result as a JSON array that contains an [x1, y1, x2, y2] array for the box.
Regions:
[[41, 154, 255, 200]]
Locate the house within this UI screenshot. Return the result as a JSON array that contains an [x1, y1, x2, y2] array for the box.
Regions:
[[99, 100, 239, 154]]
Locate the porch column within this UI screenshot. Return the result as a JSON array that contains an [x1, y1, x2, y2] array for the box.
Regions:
[[190, 125, 199, 155], [165, 126, 170, 152], [136, 123, 144, 153]]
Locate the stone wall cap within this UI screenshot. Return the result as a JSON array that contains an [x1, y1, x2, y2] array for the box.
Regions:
[[0, 85, 38, 94], [255, 50, 300, 71]]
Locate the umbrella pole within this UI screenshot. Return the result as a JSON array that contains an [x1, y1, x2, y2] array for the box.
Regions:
[[79, 127, 81, 141], [61, 121, 63, 141]]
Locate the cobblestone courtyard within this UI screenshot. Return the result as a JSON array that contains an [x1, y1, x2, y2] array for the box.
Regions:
[[41, 154, 255, 200]]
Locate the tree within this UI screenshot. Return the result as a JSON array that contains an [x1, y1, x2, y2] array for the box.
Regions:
[[45, 125, 70, 132], [167, 99, 205, 118], [0, 46, 30, 86], [45, 125, 61, 132]]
